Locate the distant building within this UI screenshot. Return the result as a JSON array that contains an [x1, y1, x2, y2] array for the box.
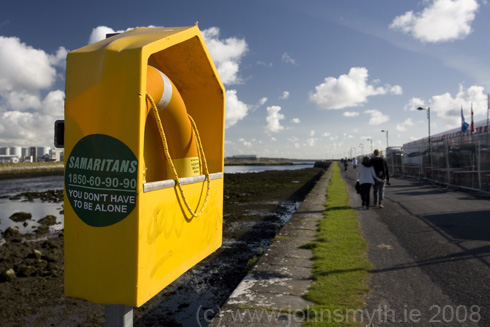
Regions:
[[50, 148, 64, 162], [0, 155, 19, 163], [29, 147, 38, 162], [10, 146, 21, 157], [37, 147, 51, 161], [21, 147, 30, 158], [0, 146, 21, 163], [0, 145, 64, 163]]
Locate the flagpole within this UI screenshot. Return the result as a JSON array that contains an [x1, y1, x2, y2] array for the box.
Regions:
[[471, 102, 475, 134], [486, 93, 489, 149]]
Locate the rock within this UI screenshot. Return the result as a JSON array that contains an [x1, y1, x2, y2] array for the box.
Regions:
[[46, 262, 59, 272], [0, 268, 16, 282], [41, 239, 58, 249], [3, 226, 20, 239], [16, 265, 36, 277], [35, 225, 49, 235], [9, 212, 32, 222], [33, 249, 42, 260], [38, 215, 57, 226]]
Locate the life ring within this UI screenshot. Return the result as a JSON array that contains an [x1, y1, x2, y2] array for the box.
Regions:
[[145, 65, 200, 178]]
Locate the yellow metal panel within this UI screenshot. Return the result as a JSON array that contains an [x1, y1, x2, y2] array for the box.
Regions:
[[64, 26, 225, 306], [137, 179, 223, 305]]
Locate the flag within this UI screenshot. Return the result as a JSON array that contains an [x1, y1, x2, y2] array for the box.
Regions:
[[461, 107, 469, 133], [487, 93, 490, 133], [471, 103, 475, 133]]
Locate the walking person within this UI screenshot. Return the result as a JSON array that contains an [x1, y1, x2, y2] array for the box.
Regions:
[[357, 156, 384, 209], [370, 149, 390, 208]]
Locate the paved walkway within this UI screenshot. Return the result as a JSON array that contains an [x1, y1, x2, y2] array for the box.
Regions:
[[343, 166, 490, 327], [209, 166, 333, 327], [210, 163, 490, 327]]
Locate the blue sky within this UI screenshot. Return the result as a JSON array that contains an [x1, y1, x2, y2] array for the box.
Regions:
[[1, 0, 490, 159]]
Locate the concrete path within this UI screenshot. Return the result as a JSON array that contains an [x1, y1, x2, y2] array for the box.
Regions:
[[343, 166, 490, 327], [210, 162, 490, 327], [208, 166, 333, 327]]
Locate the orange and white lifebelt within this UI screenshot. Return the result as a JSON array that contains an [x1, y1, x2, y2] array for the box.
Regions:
[[146, 65, 200, 178]]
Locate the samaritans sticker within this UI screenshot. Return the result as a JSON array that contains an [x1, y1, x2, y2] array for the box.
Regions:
[[65, 134, 138, 227]]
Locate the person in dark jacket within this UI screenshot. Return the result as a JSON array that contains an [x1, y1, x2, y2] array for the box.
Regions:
[[370, 149, 389, 208], [357, 156, 384, 209]]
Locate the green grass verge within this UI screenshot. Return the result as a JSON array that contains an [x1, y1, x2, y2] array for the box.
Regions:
[[302, 163, 372, 327]]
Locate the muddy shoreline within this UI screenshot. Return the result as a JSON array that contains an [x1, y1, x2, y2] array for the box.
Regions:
[[0, 167, 327, 326]]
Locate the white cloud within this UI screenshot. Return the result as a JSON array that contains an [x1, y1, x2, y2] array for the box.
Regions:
[[396, 118, 414, 132], [237, 138, 253, 147], [322, 132, 331, 137], [306, 138, 317, 147], [309, 67, 402, 110], [225, 89, 249, 128], [0, 36, 58, 92], [40, 90, 64, 116], [291, 118, 300, 124], [88, 26, 251, 129], [344, 111, 360, 117], [280, 91, 290, 100], [243, 141, 252, 148], [390, 0, 479, 43], [202, 27, 248, 85], [265, 105, 285, 133], [5, 91, 42, 111], [257, 61, 273, 67], [310, 130, 315, 137], [88, 26, 117, 44], [427, 84, 486, 127], [0, 90, 64, 146], [364, 109, 389, 125], [281, 52, 296, 65], [89, 26, 248, 86], [402, 85, 487, 128], [249, 97, 268, 112], [0, 36, 65, 147], [405, 97, 426, 111], [390, 85, 403, 95], [49, 47, 68, 69], [89, 25, 154, 44]]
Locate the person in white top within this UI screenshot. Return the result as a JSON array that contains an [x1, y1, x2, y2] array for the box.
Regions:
[[356, 156, 384, 209]]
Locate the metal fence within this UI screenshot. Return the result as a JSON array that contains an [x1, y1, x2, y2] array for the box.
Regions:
[[386, 133, 490, 192]]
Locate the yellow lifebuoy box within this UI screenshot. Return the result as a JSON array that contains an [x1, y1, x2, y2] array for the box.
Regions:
[[64, 26, 225, 307]]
